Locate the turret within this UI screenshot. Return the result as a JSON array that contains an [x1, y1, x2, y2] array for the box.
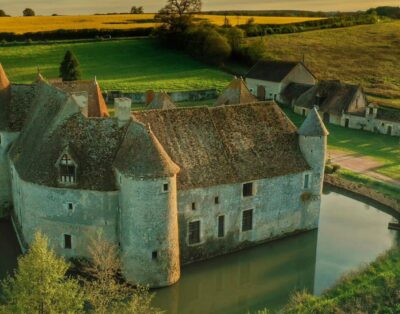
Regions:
[[114, 121, 180, 287], [298, 107, 329, 228]]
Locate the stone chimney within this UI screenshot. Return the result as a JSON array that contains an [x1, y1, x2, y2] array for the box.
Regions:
[[72, 92, 89, 116], [115, 97, 132, 126]]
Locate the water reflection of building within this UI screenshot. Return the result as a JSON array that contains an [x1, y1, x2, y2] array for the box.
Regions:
[[154, 230, 318, 314]]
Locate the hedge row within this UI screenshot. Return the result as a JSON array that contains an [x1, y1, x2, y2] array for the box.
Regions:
[[0, 28, 154, 41]]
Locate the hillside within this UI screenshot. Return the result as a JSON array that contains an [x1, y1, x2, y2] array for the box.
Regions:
[[247, 21, 400, 109], [0, 39, 231, 92], [0, 14, 323, 35]]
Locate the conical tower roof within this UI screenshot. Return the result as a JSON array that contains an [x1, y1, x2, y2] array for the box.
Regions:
[[215, 77, 257, 106], [298, 107, 329, 136], [114, 121, 180, 178], [147, 92, 176, 110], [35, 72, 46, 83], [0, 64, 10, 90]]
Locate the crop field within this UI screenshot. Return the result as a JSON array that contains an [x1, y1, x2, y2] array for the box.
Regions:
[[247, 21, 400, 109], [0, 14, 323, 34], [0, 39, 232, 92]]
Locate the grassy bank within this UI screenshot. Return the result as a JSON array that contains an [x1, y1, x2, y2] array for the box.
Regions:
[[0, 38, 232, 92], [282, 247, 400, 313], [329, 168, 400, 204], [246, 21, 400, 109], [283, 108, 400, 181]]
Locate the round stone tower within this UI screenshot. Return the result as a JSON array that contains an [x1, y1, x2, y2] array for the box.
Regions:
[[298, 107, 329, 228], [114, 121, 181, 288]]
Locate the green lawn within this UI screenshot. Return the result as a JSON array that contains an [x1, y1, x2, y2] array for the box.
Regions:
[[283, 108, 400, 181], [0, 39, 231, 92]]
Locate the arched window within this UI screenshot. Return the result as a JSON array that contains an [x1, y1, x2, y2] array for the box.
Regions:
[[59, 154, 76, 183]]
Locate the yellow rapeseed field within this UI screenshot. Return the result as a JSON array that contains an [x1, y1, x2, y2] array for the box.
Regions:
[[0, 14, 324, 34]]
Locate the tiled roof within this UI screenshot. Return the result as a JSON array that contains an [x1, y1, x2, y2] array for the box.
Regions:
[[281, 83, 314, 105], [133, 102, 309, 190], [52, 80, 109, 117], [246, 60, 299, 82], [294, 80, 363, 115], [215, 77, 257, 106]]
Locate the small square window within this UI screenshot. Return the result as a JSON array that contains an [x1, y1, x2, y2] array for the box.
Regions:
[[152, 251, 158, 260], [242, 209, 253, 232], [188, 221, 201, 244], [64, 234, 72, 249], [67, 202, 74, 211], [191, 202, 196, 210], [215, 196, 219, 204], [242, 182, 254, 197], [163, 183, 169, 192]]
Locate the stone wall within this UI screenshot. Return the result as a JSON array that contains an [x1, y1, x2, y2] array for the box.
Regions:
[[104, 89, 218, 104], [245, 78, 281, 101], [0, 131, 19, 217], [177, 171, 320, 265], [10, 164, 119, 259]]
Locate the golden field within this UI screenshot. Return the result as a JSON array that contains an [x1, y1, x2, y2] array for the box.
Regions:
[[0, 14, 324, 34]]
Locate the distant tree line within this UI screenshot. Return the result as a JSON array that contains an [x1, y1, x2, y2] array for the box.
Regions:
[[367, 6, 400, 19], [131, 6, 144, 14]]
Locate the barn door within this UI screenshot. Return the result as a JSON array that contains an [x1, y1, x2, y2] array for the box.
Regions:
[[387, 125, 392, 136], [257, 86, 265, 101]]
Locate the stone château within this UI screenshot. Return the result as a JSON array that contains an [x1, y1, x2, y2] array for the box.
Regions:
[[0, 64, 328, 288]]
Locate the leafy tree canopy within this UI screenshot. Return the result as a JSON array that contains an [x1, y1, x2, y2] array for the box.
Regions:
[[1, 232, 84, 313], [23, 8, 35, 16]]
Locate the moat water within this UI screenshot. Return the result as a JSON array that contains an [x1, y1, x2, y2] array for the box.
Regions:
[[0, 186, 399, 313]]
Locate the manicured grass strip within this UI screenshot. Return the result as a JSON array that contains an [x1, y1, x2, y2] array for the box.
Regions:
[[0, 38, 232, 93], [335, 168, 400, 203]]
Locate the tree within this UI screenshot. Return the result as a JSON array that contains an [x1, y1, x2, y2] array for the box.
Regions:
[[225, 27, 245, 51], [59, 50, 81, 81], [155, 0, 202, 31], [202, 30, 231, 65], [0, 10, 7, 17], [83, 234, 160, 314], [23, 8, 35, 16], [1, 232, 84, 313], [130, 6, 144, 14]]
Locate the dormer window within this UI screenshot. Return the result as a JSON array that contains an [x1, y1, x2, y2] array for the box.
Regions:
[[59, 154, 76, 184]]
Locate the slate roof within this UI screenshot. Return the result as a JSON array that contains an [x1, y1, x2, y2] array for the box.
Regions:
[[133, 102, 310, 190], [9, 81, 127, 191], [215, 77, 257, 106], [298, 107, 329, 136], [52, 80, 109, 117], [377, 107, 400, 123], [281, 83, 314, 105], [146, 92, 176, 110], [294, 80, 363, 115], [246, 61, 300, 82]]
